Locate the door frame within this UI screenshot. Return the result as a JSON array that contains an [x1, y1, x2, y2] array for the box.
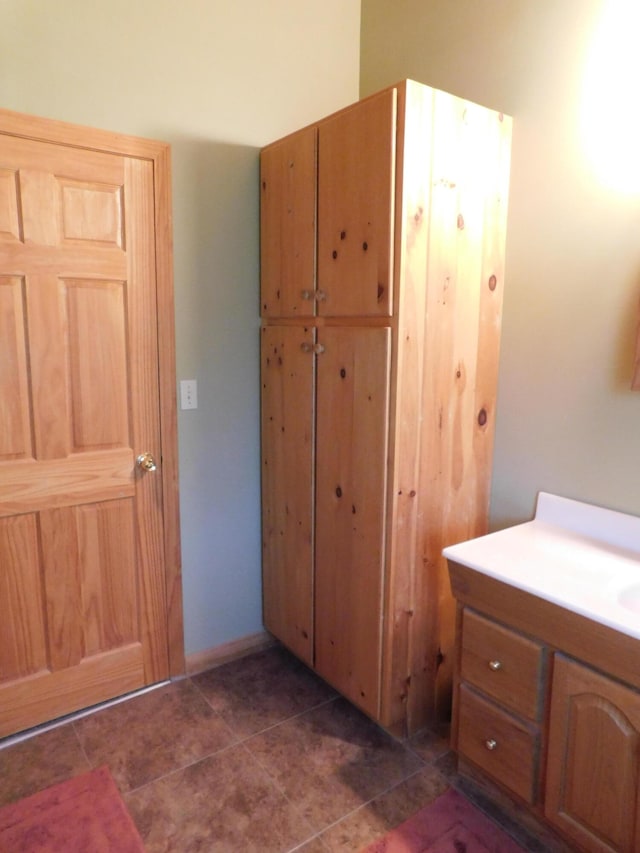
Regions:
[[0, 107, 185, 678]]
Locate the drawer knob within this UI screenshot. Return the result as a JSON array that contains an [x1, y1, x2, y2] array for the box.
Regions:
[[485, 738, 498, 751], [488, 660, 502, 672]]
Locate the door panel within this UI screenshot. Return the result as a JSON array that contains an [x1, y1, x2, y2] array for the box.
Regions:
[[0, 275, 31, 458], [317, 89, 396, 317], [260, 127, 317, 318], [314, 326, 391, 717], [261, 325, 315, 664], [0, 121, 172, 737], [545, 656, 640, 853]]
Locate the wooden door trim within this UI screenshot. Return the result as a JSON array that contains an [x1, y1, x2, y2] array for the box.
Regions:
[[0, 107, 185, 678]]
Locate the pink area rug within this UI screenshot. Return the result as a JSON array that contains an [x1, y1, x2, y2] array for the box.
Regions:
[[0, 765, 146, 852], [363, 788, 527, 852]]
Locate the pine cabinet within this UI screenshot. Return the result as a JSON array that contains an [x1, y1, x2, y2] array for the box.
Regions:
[[261, 80, 512, 734]]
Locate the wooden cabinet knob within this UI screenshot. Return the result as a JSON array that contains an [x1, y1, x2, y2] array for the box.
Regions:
[[488, 660, 502, 671], [485, 738, 498, 751]]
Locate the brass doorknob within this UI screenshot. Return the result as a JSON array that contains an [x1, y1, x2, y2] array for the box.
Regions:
[[136, 452, 157, 472]]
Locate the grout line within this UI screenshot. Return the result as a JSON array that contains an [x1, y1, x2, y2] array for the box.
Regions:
[[123, 738, 244, 797], [282, 765, 446, 853]]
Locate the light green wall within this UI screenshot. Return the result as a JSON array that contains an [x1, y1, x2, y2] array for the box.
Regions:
[[361, 0, 640, 528], [0, 0, 360, 656]]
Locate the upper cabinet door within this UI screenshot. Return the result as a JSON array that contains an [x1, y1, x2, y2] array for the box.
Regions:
[[260, 126, 317, 318], [317, 89, 396, 317]]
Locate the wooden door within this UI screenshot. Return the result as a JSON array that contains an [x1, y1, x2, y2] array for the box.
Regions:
[[545, 655, 640, 852], [260, 325, 315, 665], [317, 89, 396, 318], [0, 111, 182, 737], [314, 326, 391, 717], [260, 127, 317, 318]]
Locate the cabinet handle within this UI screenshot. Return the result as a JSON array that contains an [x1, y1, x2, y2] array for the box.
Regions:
[[300, 342, 325, 355], [488, 660, 502, 671], [485, 738, 498, 751], [300, 289, 327, 303]]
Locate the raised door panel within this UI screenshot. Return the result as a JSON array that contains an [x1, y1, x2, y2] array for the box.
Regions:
[[314, 326, 391, 717], [260, 127, 317, 318], [545, 655, 640, 853], [317, 89, 396, 317], [261, 325, 315, 665], [0, 125, 171, 737]]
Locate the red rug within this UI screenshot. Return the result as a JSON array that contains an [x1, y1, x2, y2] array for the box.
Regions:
[[0, 766, 146, 852], [363, 788, 527, 852]]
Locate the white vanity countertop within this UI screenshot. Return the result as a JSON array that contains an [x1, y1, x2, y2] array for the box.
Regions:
[[443, 492, 640, 641]]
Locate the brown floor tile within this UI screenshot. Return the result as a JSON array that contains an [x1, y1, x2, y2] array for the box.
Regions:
[[325, 765, 450, 851], [193, 645, 337, 738], [74, 679, 236, 793], [244, 697, 424, 834], [126, 742, 316, 853], [0, 724, 90, 807], [407, 725, 451, 764], [315, 765, 450, 851]]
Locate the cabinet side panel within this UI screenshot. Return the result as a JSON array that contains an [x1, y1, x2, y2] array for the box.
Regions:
[[380, 81, 435, 732], [260, 326, 314, 664], [417, 95, 511, 723], [260, 128, 317, 319], [315, 326, 391, 718]]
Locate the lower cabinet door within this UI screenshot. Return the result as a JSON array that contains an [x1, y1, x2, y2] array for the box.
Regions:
[[314, 326, 391, 719], [545, 655, 640, 853], [261, 325, 315, 665]]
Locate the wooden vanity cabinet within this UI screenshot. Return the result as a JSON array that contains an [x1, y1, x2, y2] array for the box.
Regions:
[[449, 563, 640, 853], [261, 81, 512, 734]]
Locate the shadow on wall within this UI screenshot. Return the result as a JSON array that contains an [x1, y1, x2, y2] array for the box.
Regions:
[[158, 134, 265, 655], [166, 135, 262, 323]]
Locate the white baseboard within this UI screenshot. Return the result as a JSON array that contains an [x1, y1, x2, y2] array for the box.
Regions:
[[185, 630, 275, 676]]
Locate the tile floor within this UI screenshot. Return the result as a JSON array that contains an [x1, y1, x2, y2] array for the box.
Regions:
[[0, 645, 572, 852]]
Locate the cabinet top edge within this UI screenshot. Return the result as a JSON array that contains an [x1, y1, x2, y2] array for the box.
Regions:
[[260, 79, 512, 153]]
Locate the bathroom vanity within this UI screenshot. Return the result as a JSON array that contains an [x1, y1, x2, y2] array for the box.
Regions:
[[444, 493, 640, 853]]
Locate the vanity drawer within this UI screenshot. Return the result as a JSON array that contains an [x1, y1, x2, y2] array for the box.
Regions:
[[461, 608, 545, 720], [458, 683, 539, 804]]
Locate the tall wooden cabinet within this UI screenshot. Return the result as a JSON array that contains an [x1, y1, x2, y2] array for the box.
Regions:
[[260, 80, 512, 734]]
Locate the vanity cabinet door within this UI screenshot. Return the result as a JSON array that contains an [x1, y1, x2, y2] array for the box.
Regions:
[[545, 655, 640, 853]]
